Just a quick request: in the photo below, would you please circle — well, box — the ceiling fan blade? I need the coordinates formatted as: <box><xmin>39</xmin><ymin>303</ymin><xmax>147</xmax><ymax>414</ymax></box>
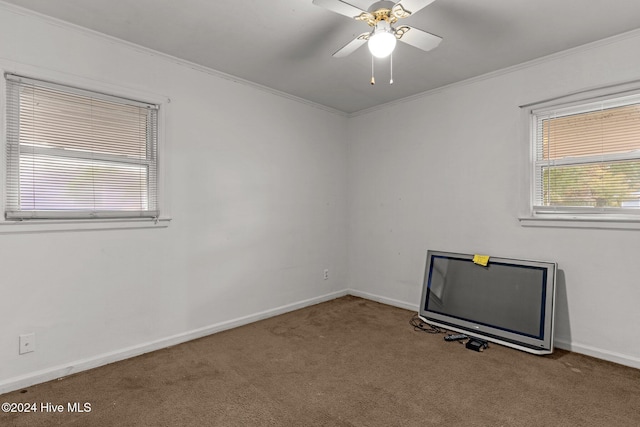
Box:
<box><xmin>395</xmin><ymin>25</ymin><xmax>442</xmax><ymax>52</ymax></box>
<box><xmin>312</xmin><ymin>0</ymin><xmax>367</xmax><ymax>19</ymax></box>
<box><xmin>332</xmin><ymin>32</ymin><xmax>370</xmax><ymax>57</ymax></box>
<box><xmin>393</xmin><ymin>0</ymin><xmax>436</xmax><ymax>17</ymax></box>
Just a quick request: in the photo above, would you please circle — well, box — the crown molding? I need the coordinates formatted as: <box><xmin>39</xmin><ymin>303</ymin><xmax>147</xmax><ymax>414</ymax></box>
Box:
<box><xmin>0</xmin><ymin>1</ymin><xmax>349</xmax><ymax>118</ymax></box>
<box><xmin>2</xmin><ymin>1</ymin><xmax>639</xmax><ymax>119</ymax></box>
<box><xmin>349</xmin><ymin>27</ymin><xmax>640</xmax><ymax>118</ymax></box>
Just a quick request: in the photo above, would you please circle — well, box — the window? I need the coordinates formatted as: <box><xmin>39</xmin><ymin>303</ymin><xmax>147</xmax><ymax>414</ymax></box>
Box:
<box><xmin>530</xmin><ymin>91</ymin><xmax>640</xmax><ymax>222</ymax></box>
<box><xmin>5</xmin><ymin>73</ymin><xmax>159</xmax><ymax>220</ymax></box>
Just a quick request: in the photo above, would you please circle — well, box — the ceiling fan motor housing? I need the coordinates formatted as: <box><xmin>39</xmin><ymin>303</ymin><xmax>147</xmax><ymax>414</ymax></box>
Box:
<box><xmin>368</xmin><ymin>1</ymin><xmax>396</xmax><ymax>13</ymax></box>
<box><xmin>358</xmin><ymin>1</ymin><xmax>412</xmax><ymax>27</ymax></box>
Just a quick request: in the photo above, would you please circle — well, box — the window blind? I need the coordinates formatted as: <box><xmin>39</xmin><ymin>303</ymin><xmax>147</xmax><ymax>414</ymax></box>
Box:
<box><xmin>5</xmin><ymin>74</ymin><xmax>159</xmax><ymax>219</ymax></box>
<box><xmin>533</xmin><ymin>95</ymin><xmax>640</xmax><ymax>213</ymax></box>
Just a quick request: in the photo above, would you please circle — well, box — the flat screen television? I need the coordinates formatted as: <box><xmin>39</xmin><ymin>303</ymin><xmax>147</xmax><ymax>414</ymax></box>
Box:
<box><xmin>419</xmin><ymin>250</ymin><xmax>557</xmax><ymax>355</ymax></box>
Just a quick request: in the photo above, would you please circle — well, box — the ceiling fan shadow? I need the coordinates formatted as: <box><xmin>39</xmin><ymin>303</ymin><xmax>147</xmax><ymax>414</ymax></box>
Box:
<box><xmin>283</xmin><ymin>20</ymin><xmax>348</xmax><ymax>60</ymax></box>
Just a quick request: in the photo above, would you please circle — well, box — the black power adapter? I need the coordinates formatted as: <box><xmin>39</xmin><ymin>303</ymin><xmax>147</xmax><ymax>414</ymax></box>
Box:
<box><xmin>465</xmin><ymin>338</ymin><xmax>489</xmax><ymax>352</ymax></box>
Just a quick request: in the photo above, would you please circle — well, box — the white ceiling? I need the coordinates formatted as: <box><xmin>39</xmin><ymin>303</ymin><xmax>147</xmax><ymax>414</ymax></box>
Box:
<box><xmin>4</xmin><ymin>0</ymin><xmax>640</xmax><ymax>114</ymax></box>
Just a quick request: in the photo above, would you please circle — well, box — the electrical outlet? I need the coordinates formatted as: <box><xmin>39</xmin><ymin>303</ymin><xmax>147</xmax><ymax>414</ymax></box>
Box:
<box><xmin>323</xmin><ymin>269</ymin><xmax>329</xmax><ymax>280</ymax></box>
<box><xmin>19</xmin><ymin>333</ymin><xmax>35</xmax><ymax>355</ymax></box>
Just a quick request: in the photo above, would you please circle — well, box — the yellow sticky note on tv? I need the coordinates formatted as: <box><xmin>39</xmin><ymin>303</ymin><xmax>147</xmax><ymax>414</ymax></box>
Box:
<box><xmin>473</xmin><ymin>254</ymin><xmax>490</xmax><ymax>266</ymax></box>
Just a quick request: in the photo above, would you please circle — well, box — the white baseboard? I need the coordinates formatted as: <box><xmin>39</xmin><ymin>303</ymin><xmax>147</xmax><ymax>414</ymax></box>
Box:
<box><xmin>348</xmin><ymin>289</ymin><xmax>640</xmax><ymax>371</ymax></box>
<box><xmin>0</xmin><ymin>289</ymin><xmax>348</xmax><ymax>395</ymax></box>
<box><xmin>347</xmin><ymin>288</ymin><xmax>419</xmax><ymax>312</ymax></box>
<box><xmin>554</xmin><ymin>339</ymin><xmax>640</xmax><ymax>370</ymax></box>
<box><xmin>3</xmin><ymin>288</ymin><xmax>638</xmax><ymax>394</ymax></box>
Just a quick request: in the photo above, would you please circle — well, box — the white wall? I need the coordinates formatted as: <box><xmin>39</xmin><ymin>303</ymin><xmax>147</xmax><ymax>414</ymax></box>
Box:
<box><xmin>0</xmin><ymin>5</ymin><xmax>348</xmax><ymax>392</ymax></box>
<box><xmin>347</xmin><ymin>31</ymin><xmax>640</xmax><ymax>368</ymax></box>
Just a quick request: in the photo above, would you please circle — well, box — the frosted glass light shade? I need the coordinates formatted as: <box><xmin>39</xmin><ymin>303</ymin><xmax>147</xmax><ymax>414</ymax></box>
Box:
<box><xmin>368</xmin><ymin>21</ymin><xmax>396</xmax><ymax>58</ymax></box>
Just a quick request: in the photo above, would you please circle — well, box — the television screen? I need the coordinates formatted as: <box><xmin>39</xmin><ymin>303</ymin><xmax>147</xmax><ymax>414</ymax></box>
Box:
<box><xmin>419</xmin><ymin>250</ymin><xmax>557</xmax><ymax>354</ymax></box>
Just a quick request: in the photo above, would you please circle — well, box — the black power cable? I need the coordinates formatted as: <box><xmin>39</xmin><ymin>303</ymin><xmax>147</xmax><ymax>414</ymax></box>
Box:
<box><xmin>409</xmin><ymin>314</ymin><xmax>445</xmax><ymax>334</ymax></box>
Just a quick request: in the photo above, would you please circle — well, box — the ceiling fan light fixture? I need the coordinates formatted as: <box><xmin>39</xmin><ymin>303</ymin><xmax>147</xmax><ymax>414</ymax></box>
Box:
<box><xmin>368</xmin><ymin>21</ymin><xmax>396</xmax><ymax>58</ymax></box>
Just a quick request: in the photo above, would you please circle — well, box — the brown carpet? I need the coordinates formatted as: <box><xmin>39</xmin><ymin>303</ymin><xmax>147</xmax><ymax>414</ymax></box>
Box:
<box><xmin>1</xmin><ymin>296</ymin><xmax>639</xmax><ymax>426</ymax></box>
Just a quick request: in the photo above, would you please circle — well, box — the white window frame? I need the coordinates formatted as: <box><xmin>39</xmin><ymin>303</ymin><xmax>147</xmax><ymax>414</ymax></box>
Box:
<box><xmin>0</xmin><ymin>63</ymin><xmax>170</xmax><ymax>234</ymax></box>
<box><xmin>520</xmin><ymin>81</ymin><xmax>640</xmax><ymax>230</ymax></box>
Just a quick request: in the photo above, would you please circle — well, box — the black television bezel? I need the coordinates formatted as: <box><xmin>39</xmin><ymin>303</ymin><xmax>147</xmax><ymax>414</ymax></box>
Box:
<box><xmin>418</xmin><ymin>250</ymin><xmax>557</xmax><ymax>355</ymax></box>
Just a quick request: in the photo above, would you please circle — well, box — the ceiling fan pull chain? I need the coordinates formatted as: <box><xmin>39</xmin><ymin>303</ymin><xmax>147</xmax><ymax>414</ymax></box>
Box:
<box><xmin>390</xmin><ymin>53</ymin><xmax>394</xmax><ymax>84</ymax></box>
<box><xmin>371</xmin><ymin>54</ymin><xmax>375</xmax><ymax>85</ymax></box>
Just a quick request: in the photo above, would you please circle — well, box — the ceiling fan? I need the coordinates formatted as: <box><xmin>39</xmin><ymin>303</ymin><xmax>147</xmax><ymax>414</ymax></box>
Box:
<box><xmin>312</xmin><ymin>0</ymin><xmax>442</xmax><ymax>60</ymax></box>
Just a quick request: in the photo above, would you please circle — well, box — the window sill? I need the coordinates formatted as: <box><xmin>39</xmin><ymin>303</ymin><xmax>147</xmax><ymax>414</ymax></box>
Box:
<box><xmin>519</xmin><ymin>215</ymin><xmax>640</xmax><ymax>230</ymax></box>
<box><xmin>0</xmin><ymin>217</ymin><xmax>171</xmax><ymax>234</ymax></box>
